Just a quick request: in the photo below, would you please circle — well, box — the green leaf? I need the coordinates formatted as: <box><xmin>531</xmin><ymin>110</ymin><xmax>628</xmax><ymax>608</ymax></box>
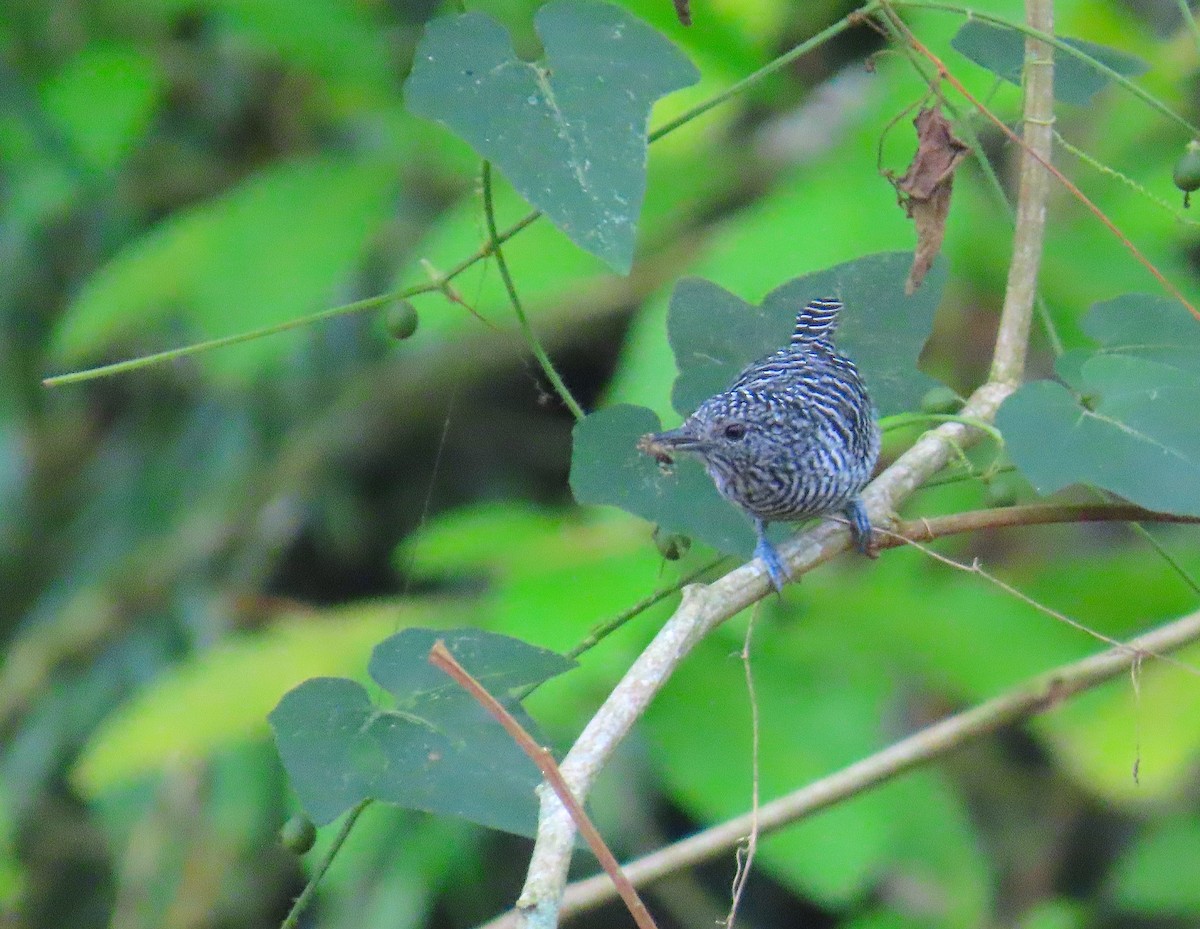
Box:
<box><xmin>269</xmin><ymin>628</ymin><xmax>575</xmax><ymax>834</ymax></box>
<box><xmin>669</xmin><ymin>252</ymin><xmax>945</xmax><ymax>417</ymax></box>
<box><xmin>73</xmin><ymin>602</ymin><xmax>419</xmax><ymax>796</ymax></box>
<box><xmin>569</xmin><ymin>404</ymin><xmax>761</xmax><ymax>556</ymax></box>
<box><xmin>1014</xmin><ymin>899</ymin><xmax>1089</xmax><ymax>929</ymax></box>
<box><xmin>1108</xmin><ymin>815</ymin><xmax>1200</xmax><ymax>915</ymax></box>
<box><xmin>1069</xmin><ymin>291</ymin><xmax>1200</xmax><ymax>375</ymax></box>
<box><xmin>997</xmin><ymin>296</ymin><xmax>1200</xmax><ymax>517</ymax></box>
<box><xmin>216</xmin><ymin>0</ymin><xmax>392</xmax><ymax>89</ymax></box>
<box><xmin>41</xmin><ymin>43</ymin><xmax>165</xmax><ymax>172</ymax></box>
<box><xmin>842</xmin><ymin>913</ymin><xmax>928</xmax><ymax>929</ymax></box>
<box><xmin>643</xmin><ymin>628</ymin><xmax>989</xmax><ymax>918</ymax></box>
<box><xmin>950</xmin><ymin>20</ymin><xmax>1148</xmax><ymax>106</ymax></box>
<box><xmin>404</xmin><ymin>0</ymin><xmax>699</xmax><ymax>272</ymax></box>
<box><xmin>1038</xmin><ymin>639</ymin><xmax>1200</xmax><ymax>802</ymax></box>
<box><xmin>571</xmin><ymin>255</ymin><xmax>946</xmax><ymax>555</ymax></box>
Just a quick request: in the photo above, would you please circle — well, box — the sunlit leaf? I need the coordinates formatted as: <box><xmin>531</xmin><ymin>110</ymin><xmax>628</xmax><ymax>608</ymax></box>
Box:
<box><xmin>50</xmin><ymin>158</ymin><xmax>397</xmax><ymax>381</ymax></box>
<box><xmin>405</xmin><ymin>0</ymin><xmax>699</xmax><ymax>272</ymax></box>
<box><xmin>1038</xmin><ymin>639</ymin><xmax>1200</xmax><ymax>802</ymax></box>
<box><xmin>1014</xmin><ymin>899</ymin><xmax>1089</xmax><ymax>929</ymax></box>
<box><xmin>73</xmin><ymin>603</ymin><xmax>426</xmax><ymax>795</ymax></box>
<box><xmin>1107</xmin><ymin>815</ymin><xmax>1200</xmax><ymax>915</ymax></box>
<box><xmin>41</xmin><ymin>43</ymin><xmax>164</xmax><ymax>172</ymax></box>
<box><xmin>643</xmin><ymin>626</ymin><xmax>989</xmax><ymax>919</ymax></box>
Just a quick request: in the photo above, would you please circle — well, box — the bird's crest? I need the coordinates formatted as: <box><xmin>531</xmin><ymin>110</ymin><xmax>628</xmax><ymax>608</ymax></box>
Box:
<box><xmin>791</xmin><ymin>298</ymin><xmax>842</xmax><ymax>344</ymax></box>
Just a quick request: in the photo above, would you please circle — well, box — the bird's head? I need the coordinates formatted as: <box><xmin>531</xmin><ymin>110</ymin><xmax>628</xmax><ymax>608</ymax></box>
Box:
<box><xmin>638</xmin><ymin>390</ymin><xmax>791</xmax><ymax>479</ymax></box>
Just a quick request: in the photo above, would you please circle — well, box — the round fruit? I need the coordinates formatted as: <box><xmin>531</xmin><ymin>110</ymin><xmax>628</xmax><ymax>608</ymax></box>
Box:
<box><xmin>279</xmin><ymin>814</ymin><xmax>317</xmax><ymax>855</ymax></box>
<box><xmin>1173</xmin><ymin>140</ymin><xmax>1200</xmax><ymax>207</ymax></box>
<box><xmin>385</xmin><ymin>300</ymin><xmax>419</xmax><ymax>340</ymax></box>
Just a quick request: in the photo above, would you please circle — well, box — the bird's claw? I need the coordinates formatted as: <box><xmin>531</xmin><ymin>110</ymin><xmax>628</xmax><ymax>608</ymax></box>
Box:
<box><xmin>845</xmin><ymin>498</ymin><xmax>877</xmax><ymax>558</ymax></box>
<box><xmin>753</xmin><ymin>523</ymin><xmax>788</xmax><ymax>592</ymax></box>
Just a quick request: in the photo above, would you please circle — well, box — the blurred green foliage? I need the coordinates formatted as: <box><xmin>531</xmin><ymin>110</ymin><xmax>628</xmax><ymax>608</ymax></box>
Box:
<box><xmin>1</xmin><ymin>0</ymin><xmax>1199</xmax><ymax>928</ymax></box>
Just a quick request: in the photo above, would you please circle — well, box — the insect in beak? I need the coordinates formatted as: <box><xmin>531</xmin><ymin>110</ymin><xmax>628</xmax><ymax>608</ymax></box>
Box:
<box><xmin>637</xmin><ymin>427</ymin><xmax>713</xmax><ymax>466</ymax></box>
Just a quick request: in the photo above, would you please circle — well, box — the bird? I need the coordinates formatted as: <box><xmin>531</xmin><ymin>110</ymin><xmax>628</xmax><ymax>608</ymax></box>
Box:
<box><xmin>638</xmin><ymin>297</ymin><xmax>880</xmax><ymax>591</ymax></box>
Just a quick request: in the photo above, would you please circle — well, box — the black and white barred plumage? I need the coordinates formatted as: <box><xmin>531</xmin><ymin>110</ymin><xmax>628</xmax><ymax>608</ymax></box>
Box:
<box><xmin>643</xmin><ymin>297</ymin><xmax>880</xmax><ymax>591</ymax></box>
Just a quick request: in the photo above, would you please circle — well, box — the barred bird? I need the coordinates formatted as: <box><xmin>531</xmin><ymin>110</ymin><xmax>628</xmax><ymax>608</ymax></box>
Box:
<box><xmin>640</xmin><ymin>297</ymin><xmax>880</xmax><ymax>591</ymax></box>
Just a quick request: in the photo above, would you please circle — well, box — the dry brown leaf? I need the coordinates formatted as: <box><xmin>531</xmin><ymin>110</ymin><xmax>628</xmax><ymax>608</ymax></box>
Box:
<box><xmin>892</xmin><ymin>107</ymin><xmax>970</xmax><ymax>294</ymax></box>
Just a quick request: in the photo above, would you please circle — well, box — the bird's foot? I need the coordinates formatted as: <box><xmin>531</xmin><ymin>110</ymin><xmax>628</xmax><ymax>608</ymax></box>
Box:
<box><xmin>753</xmin><ymin>522</ymin><xmax>788</xmax><ymax>592</ymax></box>
<box><xmin>844</xmin><ymin>498</ymin><xmax>877</xmax><ymax>558</ymax></box>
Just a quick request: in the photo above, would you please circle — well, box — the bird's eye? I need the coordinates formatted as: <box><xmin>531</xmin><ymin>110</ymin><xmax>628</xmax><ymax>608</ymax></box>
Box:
<box><xmin>723</xmin><ymin>423</ymin><xmax>747</xmax><ymax>440</ymax></box>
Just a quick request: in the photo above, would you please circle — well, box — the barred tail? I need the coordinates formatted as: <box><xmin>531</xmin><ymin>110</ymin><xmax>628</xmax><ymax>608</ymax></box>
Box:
<box><xmin>791</xmin><ymin>297</ymin><xmax>842</xmax><ymax>344</ymax></box>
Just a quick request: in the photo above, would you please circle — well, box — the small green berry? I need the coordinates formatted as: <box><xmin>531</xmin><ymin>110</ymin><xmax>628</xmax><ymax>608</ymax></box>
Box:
<box><xmin>653</xmin><ymin>526</ymin><xmax>691</xmax><ymax>561</ymax></box>
<box><xmin>279</xmin><ymin>814</ymin><xmax>317</xmax><ymax>855</ymax></box>
<box><xmin>385</xmin><ymin>300</ymin><xmax>419</xmax><ymax>340</ymax></box>
<box><xmin>1173</xmin><ymin>140</ymin><xmax>1200</xmax><ymax>207</ymax></box>
<box><xmin>920</xmin><ymin>385</ymin><xmax>962</xmax><ymax>415</ymax></box>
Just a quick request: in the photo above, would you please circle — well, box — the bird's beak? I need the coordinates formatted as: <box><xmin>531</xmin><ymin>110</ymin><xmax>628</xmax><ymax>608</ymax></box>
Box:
<box><xmin>638</xmin><ymin>427</ymin><xmax>712</xmax><ymax>462</ymax></box>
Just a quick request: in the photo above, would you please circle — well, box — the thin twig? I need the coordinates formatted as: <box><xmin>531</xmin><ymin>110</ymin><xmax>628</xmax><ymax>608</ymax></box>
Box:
<box><xmin>894</xmin><ymin>1</ymin><xmax>1200</xmax><ymax>139</ymax></box>
<box><xmin>515</xmin><ymin>554</ymin><xmax>729</xmax><ymax>702</ymax></box>
<box><xmin>872</xmin><ymin>524</ymin><xmax>1200</xmax><ymax>678</ymax></box>
<box><xmin>879</xmin><ymin>502</ymin><xmax>1200</xmax><ymax>545</ymax></box>
<box><xmin>428</xmin><ymin>642</ymin><xmax>659</xmax><ymax>929</ymax></box>
<box><xmin>648</xmin><ymin>4</ymin><xmax>879</xmax><ymax>141</ymax></box>
<box><xmin>884</xmin><ymin>7</ymin><xmax>1200</xmax><ymax>325</ymax></box>
<box><xmin>515</xmin><ymin>607</ymin><xmax>1200</xmax><ymax>922</ymax></box>
<box><xmin>278</xmin><ymin>800</ymin><xmax>370</xmax><ymax>929</ymax></box>
<box><xmin>724</xmin><ymin>604</ymin><xmax>762</xmax><ymax>929</ymax></box>
<box><xmin>481</xmin><ymin>162</ymin><xmax>585</xmax><ymax>421</ymax></box>
<box><xmin>566</xmin><ymin>555</ymin><xmax>730</xmax><ymax>661</ymax></box>
<box><xmin>1053</xmin><ymin>130</ymin><xmax>1200</xmax><ymax>227</ymax></box>
<box><xmin>511</xmin><ymin>28</ymin><xmax>1060</xmax><ymax>912</ymax></box>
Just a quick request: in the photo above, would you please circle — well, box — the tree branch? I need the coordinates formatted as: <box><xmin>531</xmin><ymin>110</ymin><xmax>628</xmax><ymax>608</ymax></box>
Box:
<box><xmin>990</xmin><ymin>0</ymin><xmax>1054</xmax><ymax>384</ymax></box>
<box><xmin>510</xmin><ymin>10</ymin><xmax>1058</xmax><ymax>927</ymax></box>
<box><xmin>530</xmin><ymin>606</ymin><xmax>1200</xmax><ymax>922</ymax></box>
<box><xmin>878</xmin><ymin>502</ymin><xmax>1200</xmax><ymax>546</ymax></box>
<box><xmin>428</xmin><ymin>642</ymin><xmax>659</xmax><ymax>929</ymax></box>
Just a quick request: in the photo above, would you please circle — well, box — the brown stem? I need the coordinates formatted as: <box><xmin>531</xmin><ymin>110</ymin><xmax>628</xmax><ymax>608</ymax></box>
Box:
<box><xmin>512</xmin><ymin>3</ymin><xmax>1063</xmax><ymax>923</ymax></box>
<box><xmin>489</xmin><ymin>607</ymin><xmax>1200</xmax><ymax>924</ymax></box>
<box><xmin>427</xmin><ymin>642</ymin><xmax>659</xmax><ymax>929</ymax></box>
<box><xmin>886</xmin><ymin>9</ymin><xmax>1200</xmax><ymax>325</ymax></box>
<box><xmin>879</xmin><ymin>502</ymin><xmax>1200</xmax><ymax>547</ymax></box>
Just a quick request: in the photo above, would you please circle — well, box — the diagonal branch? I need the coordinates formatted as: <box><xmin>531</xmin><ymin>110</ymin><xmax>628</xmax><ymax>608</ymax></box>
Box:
<box><xmin>510</xmin><ymin>8</ymin><xmax>1058</xmax><ymax>926</ymax></box>
<box><xmin>518</xmin><ymin>606</ymin><xmax>1200</xmax><ymax>923</ymax></box>
<box><xmin>428</xmin><ymin>642</ymin><xmax>659</xmax><ymax>929</ymax></box>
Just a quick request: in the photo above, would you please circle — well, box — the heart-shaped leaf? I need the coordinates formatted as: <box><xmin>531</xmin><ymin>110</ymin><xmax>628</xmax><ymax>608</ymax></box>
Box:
<box><xmin>951</xmin><ymin>20</ymin><xmax>1147</xmax><ymax>106</ymax></box>
<box><xmin>269</xmin><ymin>628</ymin><xmax>575</xmax><ymax>834</ymax></box>
<box><xmin>670</xmin><ymin>252</ymin><xmax>946</xmax><ymax>417</ymax></box>
<box><xmin>404</xmin><ymin>0</ymin><xmax>699</xmax><ymax>272</ymax></box>
<box><xmin>572</xmin><ymin>254</ymin><xmax>948</xmax><ymax>553</ymax></box>
<box><xmin>997</xmin><ymin>295</ymin><xmax>1200</xmax><ymax>517</ymax></box>
<box><xmin>569</xmin><ymin>404</ymin><xmax>764</xmax><ymax>557</ymax></box>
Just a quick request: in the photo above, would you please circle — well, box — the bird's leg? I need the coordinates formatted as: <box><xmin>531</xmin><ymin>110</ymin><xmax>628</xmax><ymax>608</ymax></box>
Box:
<box><xmin>844</xmin><ymin>497</ymin><xmax>875</xmax><ymax>556</ymax></box>
<box><xmin>753</xmin><ymin>518</ymin><xmax>787</xmax><ymax>592</ymax></box>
